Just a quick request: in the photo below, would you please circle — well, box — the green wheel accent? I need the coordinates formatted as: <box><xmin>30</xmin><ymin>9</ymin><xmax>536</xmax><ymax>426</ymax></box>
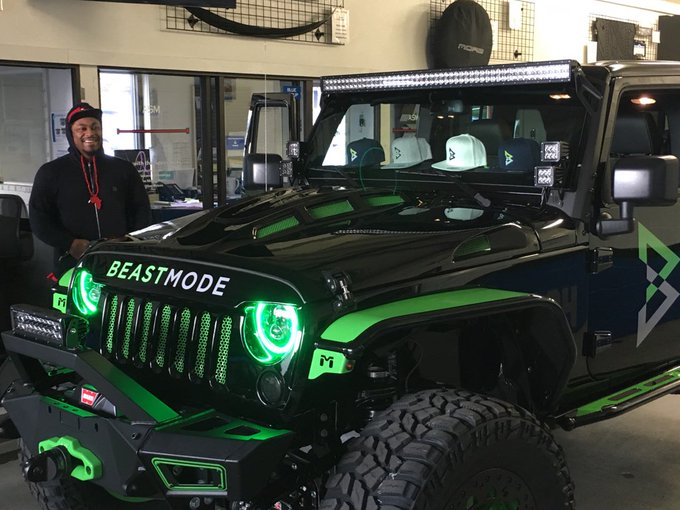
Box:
<box><xmin>576</xmin><ymin>365</ymin><xmax>680</xmax><ymax>417</ymax></box>
<box><xmin>308</xmin><ymin>200</ymin><xmax>354</xmax><ymax>219</ymax></box>
<box><xmin>38</xmin><ymin>436</ymin><xmax>102</xmax><ymax>481</ymax></box>
<box><xmin>256</xmin><ymin>216</ymin><xmax>300</xmax><ymax>238</ymax></box>
<box><xmin>321</xmin><ymin>288</ymin><xmax>526</xmax><ymax>343</ymax></box>
<box><xmin>308</xmin><ymin>348</ymin><xmax>354</xmax><ymax>380</ymax></box>
<box><xmin>151</xmin><ymin>458</ymin><xmax>227</xmax><ymax>491</ymax></box>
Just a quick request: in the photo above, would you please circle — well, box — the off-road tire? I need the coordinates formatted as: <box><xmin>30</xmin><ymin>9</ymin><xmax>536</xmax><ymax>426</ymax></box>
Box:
<box><xmin>19</xmin><ymin>439</ymin><xmax>169</xmax><ymax>510</ymax></box>
<box><xmin>320</xmin><ymin>388</ymin><xmax>575</xmax><ymax>509</ymax></box>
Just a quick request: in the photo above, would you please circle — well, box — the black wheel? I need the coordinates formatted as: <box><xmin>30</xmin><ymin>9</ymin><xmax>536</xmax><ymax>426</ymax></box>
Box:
<box><xmin>19</xmin><ymin>439</ymin><xmax>169</xmax><ymax>510</ymax></box>
<box><xmin>320</xmin><ymin>389</ymin><xmax>574</xmax><ymax>510</ymax></box>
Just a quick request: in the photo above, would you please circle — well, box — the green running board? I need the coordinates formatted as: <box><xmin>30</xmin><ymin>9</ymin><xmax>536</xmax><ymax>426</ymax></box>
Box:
<box><xmin>559</xmin><ymin>365</ymin><xmax>680</xmax><ymax>429</ymax></box>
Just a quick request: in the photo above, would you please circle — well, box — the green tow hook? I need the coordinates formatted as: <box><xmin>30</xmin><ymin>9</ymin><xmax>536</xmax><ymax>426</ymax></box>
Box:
<box><xmin>38</xmin><ymin>436</ymin><xmax>102</xmax><ymax>481</ymax></box>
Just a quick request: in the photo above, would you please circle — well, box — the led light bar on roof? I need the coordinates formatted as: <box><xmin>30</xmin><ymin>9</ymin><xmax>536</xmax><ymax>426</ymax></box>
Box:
<box><xmin>321</xmin><ymin>60</ymin><xmax>574</xmax><ymax>94</ymax></box>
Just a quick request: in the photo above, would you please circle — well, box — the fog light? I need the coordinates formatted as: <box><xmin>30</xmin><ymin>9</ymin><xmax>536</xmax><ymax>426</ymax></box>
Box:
<box><xmin>257</xmin><ymin>371</ymin><xmax>284</xmax><ymax>406</ymax></box>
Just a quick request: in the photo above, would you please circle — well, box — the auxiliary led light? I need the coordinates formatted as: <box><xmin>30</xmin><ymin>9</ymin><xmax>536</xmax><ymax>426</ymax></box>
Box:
<box><xmin>10</xmin><ymin>304</ymin><xmax>88</xmax><ymax>349</ymax></box>
<box><xmin>321</xmin><ymin>60</ymin><xmax>573</xmax><ymax>93</ymax></box>
<box><xmin>72</xmin><ymin>269</ymin><xmax>102</xmax><ymax>317</ymax></box>
<box><xmin>243</xmin><ymin>302</ymin><xmax>301</xmax><ymax>365</ymax></box>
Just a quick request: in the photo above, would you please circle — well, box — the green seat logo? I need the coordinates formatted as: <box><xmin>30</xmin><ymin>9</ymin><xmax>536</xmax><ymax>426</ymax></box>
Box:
<box><xmin>637</xmin><ymin>223</ymin><xmax>680</xmax><ymax>346</ymax></box>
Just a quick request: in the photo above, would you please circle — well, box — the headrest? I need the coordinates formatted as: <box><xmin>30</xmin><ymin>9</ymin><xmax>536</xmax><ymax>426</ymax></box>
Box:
<box><xmin>469</xmin><ymin>119</ymin><xmax>506</xmax><ymax>153</ymax></box>
<box><xmin>346</xmin><ymin>138</ymin><xmax>385</xmax><ymax>167</ymax></box>
<box><xmin>432</xmin><ymin>134</ymin><xmax>487</xmax><ymax>171</ymax></box>
<box><xmin>498</xmin><ymin>138</ymin><xmax>540</xmax><ymax>171</ymax></box>
<box><xmin>611</xmin><ymin>113</ymin><xmax>656</xmax><ymax>155</ymax></box>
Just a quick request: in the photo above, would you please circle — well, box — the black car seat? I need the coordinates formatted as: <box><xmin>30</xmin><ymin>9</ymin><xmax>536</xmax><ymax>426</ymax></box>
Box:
<box><xmin>611</xmin><ymin>113</ymin><xmax>661</xmax><ymax>155</ymax></box>
<box><xmin>469</xmin><ymin>119</ymin><xmax>510</xmax><ymax>166</ymax></box>
<box><xmin>0</xmin><ymin>194</ymin><xmax>33</xmax><ymax>261</ymax></box>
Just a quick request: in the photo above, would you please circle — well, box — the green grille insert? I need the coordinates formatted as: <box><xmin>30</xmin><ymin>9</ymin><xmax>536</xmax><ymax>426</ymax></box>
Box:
<box><xmin>139</xmin><ymin>302</ymin><xmax>153</xmax><ymax>363</ymax></box>
<box><xmin>195</xmin><ymin>312</ymin><xmax>211</xmax><ymax>379</ymax></box>
<box><xmin>215</xmin><ymin>317</ymin><xmax>232</xmax><ymax>385</ymax></box>
<box><xmin>156</xmin><ymin>305</ymin><xmax>172</xmax><ymax>368</ymax></box>
<box><xmin>366</xmin><ymin>195</ymin><xmax>404</xmax><ymax>207</ymax></box>
<box><xmin>308</xmin><ymin>200</ymin><xmax>354</xmax><ymax>219</ymax></box>
<box><xmin>256</xmin><ymin>216</ymin><xmax>300</xmax><ymax>238</ymax></box>
<box><xmin>122</xmin><ymin>298</ymin><xmax>135</xmax><ymax>359</ymax></box>
<box><xmin>105</xmin><ymin>295</ymin><xmax>119</xmax><ymax>354</ymax></box>
<box><xmin>174</xmin><ymin>308</ymin><xmax>191</xmax><ymax>373</ymax></box>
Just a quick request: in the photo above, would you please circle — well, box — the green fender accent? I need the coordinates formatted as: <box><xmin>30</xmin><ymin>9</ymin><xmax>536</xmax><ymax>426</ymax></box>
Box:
<box><xmin>309</xmin><ymin>348</ymin><xmax>354</xmax><ymax>379</ymax></box>
<box><xmin>321</xmin><ymin>288</ymin><xmax>526</xmax><ymax>344</ymax></box>
<box><xmin>38</xmin><ymin>436</ymin><xmax>102</xmax><ymax>481</ymax></box>
<box><xmin>52</xmin><ymin>293</ymin><xmax>68</xmax><ymax>313</ymax></box>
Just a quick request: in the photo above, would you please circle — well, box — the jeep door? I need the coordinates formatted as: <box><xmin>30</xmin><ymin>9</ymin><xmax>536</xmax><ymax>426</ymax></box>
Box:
<box><xmin>589</xmin><ymin>84</ymin><xmax>680</xmax><ymax>379</ymax></box>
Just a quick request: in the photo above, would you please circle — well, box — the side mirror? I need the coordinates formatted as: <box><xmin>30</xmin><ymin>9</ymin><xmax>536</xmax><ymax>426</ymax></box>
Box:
<box><xmin>598</xmin><ymin>155</ymin><xmax>679</xmax><ymax>236</ymax></box>
<box><xmin>242</xmin><ymin>153</ymin><xmax>284</xmax><ymax>191</ymax></box>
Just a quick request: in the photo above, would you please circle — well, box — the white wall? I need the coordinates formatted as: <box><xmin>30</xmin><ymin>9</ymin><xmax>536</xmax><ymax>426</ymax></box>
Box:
<box><xmin>4</xmin><ymin>0</ymin><xmax>680</xmax><ymax>100</ymax></box>
<box><xmin>533</xmin><ymin>0</ymin><xmax>680</xmax><ymax>62</ymax></box>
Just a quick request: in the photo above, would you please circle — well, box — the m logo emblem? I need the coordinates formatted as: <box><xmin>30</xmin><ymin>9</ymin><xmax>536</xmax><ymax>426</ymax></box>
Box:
<box><xmin>319</xmin><ymin>354</ymin><xmax>335</xmax><ymax>368</ymax></box>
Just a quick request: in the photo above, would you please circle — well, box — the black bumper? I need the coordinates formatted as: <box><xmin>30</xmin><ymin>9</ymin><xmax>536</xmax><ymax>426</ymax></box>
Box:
<box><xmin>1</xmin><ymin>330</ymin><xmax>293</xmax><ymax>501</ymax></box>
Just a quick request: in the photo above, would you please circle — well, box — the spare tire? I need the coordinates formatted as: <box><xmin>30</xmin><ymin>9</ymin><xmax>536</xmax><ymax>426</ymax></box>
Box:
<box><xmin>428</xmin><ymin>0</ymin><xmax>493</xmax><ymax>68</ymax></box>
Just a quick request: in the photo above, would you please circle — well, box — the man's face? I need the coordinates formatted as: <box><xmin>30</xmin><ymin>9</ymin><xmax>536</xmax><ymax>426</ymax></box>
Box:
<box><xmin>71</xmin><ymin>117</ymin><xmax>102</xmax><ymax>158</ymax></box>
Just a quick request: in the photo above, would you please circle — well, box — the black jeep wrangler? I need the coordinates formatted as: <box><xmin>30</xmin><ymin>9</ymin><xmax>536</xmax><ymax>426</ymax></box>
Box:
<box><xmin>4</xmin><ymin>59</ymin><xmax>680</xmax><ymax>510</ymax></box>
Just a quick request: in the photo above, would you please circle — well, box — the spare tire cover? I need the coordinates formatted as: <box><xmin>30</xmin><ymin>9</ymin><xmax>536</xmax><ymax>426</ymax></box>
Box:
<box><xmin>429</xmin><ymin>0</ymin><xmax>493</xmax><ymax>68</ymax></box>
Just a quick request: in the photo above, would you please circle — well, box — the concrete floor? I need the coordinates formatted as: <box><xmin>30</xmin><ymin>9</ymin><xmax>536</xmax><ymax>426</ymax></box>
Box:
<box><xmin>1</xmin><ymin>395</ymin><xmax>680</xmax><ymax>509</ymax></box>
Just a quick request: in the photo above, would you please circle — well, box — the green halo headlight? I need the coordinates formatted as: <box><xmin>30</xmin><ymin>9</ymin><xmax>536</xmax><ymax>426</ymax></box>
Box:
<box><xmin>72</xmin><ymin>269</ymin><xmax>102</xmax><ymax>317</ymax></box>
<box><xmin>243</xmin><ymin>302</ymin><xmax>301</xmax><ymax>365</ymax></box>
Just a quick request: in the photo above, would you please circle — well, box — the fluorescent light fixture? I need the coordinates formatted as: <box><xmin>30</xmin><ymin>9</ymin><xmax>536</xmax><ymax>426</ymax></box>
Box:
<box><xmin>321</xmin><ymin>60</ymin><xmax>574</xmax><ymax>93</ymax></box>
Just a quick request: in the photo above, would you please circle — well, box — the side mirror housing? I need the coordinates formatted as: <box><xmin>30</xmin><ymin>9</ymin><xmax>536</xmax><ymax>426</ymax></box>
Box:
<box><xmin>598</xmin><ymin>155</ymin><xmax>679</xmax><ymax>236</ymax></box>
<box><xmin>242</xmin><ymin>153</ymin><xmax>284</xmax><ymax>191</ymax></box>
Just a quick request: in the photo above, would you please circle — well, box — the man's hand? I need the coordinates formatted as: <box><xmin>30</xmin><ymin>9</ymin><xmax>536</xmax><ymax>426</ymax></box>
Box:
<box><xmin>69</xmin><ymin>238</ymin><xmax>90</xmax><ymax>259</ymax></box>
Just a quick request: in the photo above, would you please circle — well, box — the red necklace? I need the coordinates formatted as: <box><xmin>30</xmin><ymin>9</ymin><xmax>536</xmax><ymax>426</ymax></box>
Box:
<box><xmin>80</xmin><ymin>155</ymin><xmax>102</xmax><ymax>209</ymax></box>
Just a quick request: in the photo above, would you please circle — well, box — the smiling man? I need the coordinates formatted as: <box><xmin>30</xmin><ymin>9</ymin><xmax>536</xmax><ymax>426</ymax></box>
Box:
<box><xmin>29</xmin><ymin>103</ymin><xmax>151</xmax><ymax>275</ymax></box>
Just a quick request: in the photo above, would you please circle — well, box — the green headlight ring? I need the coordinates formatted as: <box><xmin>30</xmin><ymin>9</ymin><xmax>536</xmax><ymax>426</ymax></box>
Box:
<box><xmin>243</xmin><ymin>302</ymin><xmax>301</xmax><ymax>365</ymax></box>
<box><xmin>72</xmin><ymin>269</ymin><xmax>102</xmax><ymax>316</ymax></box>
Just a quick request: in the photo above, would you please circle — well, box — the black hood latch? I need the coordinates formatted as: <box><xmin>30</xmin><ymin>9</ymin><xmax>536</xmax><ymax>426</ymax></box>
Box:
<box><xmin>322</xmin><ymin>270</ymin><xmax>354</xmax><ymax>312</ymax></box>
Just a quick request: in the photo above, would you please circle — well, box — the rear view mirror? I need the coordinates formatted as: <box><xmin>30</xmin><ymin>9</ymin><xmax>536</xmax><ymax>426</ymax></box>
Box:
<box><xmin>242</xmin><ymin>153</ymin><xmax>284</xmax><ymax>191</ymax></box>
<box><xmin>598</xmin><ymin>155</ymin><xmax>679</xmax><ymax>236</ymax></box>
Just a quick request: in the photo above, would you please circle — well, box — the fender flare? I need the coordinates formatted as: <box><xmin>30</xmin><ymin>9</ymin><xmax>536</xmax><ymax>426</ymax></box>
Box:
<box><xmin>319</xmin><ymin>287</ymin><xmax>576</xmax><ymax>413</ymax></box>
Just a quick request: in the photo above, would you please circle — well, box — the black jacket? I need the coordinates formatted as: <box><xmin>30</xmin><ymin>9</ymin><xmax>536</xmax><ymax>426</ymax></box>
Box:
<box><xmin>29</xmin><ymin>147</ymin><xmax>151</xmax><ymax>270</ymax></box>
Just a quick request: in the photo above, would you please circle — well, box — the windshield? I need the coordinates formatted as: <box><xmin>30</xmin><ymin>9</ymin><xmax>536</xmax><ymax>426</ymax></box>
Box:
<box><xmin>307</xmin><ymin>86</ymin><xmax>589</xmax><ymax>193</ymax></box>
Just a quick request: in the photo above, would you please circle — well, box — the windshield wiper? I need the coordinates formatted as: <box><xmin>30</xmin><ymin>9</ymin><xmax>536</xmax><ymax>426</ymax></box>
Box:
<box><xmin>426</xmin><ymin>168</ymin><xmax>491</xmax><ymax>208</ymax></box>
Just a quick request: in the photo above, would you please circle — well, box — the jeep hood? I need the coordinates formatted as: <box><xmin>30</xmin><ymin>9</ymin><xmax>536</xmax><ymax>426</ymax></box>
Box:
<box><xmin>84</xmin><ymin>188</ymin><xmax>556</xmax><ymax>304</ymax></box>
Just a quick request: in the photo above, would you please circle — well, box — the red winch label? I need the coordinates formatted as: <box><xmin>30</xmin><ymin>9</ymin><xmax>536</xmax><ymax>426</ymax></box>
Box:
<box><xmin>80</xmin><ymin>388</ymin><xmax>99</xmax><ymax>407</ymax></box>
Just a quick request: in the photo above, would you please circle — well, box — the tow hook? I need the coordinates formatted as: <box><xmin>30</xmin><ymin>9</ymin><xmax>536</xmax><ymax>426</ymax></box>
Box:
<box><xmin>22</xmin><ymin>445</ymin><xmax>73</xmax><ymax>482</ymax></box>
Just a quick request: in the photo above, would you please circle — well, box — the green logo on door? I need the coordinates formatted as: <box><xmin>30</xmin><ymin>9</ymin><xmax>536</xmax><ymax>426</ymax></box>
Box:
<box><xmin>637</xmin><ymin>223</ymin><xmax>680</xmax><ymax>346</ymax></box>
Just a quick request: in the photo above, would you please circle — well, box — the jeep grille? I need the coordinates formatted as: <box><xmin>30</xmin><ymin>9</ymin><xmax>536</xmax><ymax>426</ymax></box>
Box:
<box><xmin>100</xmin><ymin>293</ymin><xmax>233</xmax><ymax>386</ymax></box>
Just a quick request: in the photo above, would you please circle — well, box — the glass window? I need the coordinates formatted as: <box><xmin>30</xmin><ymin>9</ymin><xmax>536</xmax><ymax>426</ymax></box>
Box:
<box><xmin>0</xmin><ymin>65</ymin><xmax>73</xmax><ymax>184</ymax></box>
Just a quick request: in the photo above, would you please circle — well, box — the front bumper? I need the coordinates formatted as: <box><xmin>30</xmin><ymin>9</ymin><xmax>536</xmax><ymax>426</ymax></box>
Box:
<box><xmin>1</xmin><ymin>326</ymin><xmax>293</xmax><ymax>501</ymax></box>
